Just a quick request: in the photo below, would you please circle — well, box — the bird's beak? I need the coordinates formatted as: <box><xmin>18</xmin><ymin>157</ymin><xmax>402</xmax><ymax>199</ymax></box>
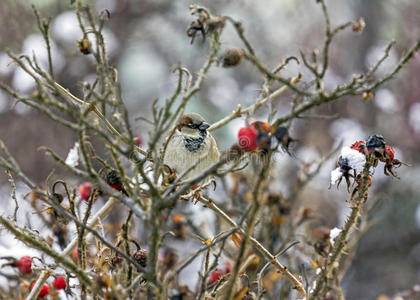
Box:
<box><xmin>199</xmin><ymin>122</ymin><xmax>210</xmax><ymax>131</ymax></box>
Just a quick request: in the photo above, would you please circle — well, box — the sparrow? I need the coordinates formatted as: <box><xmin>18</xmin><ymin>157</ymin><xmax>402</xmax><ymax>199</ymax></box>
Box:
<box><xmin>164</xmin><ymin>113</ymin><xmax>220</xmax><ymax>181</ymax></box>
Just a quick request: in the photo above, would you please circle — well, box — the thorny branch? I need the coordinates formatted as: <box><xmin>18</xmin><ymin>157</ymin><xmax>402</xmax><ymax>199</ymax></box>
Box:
<box><xmin>309</xmin><ymin>156</ymin><xmax>374</xmax><ymax>299</ymax></box>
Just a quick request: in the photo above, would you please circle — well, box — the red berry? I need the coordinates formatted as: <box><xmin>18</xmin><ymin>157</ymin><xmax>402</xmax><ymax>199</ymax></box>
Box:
<box><xmin>238</xmin><ymin>126</ymin><xmax>258</xmax><ymax>151</ymax></box>
<box><xmin>17</xmin><ymin>256</ymin><xmax>32</xmax><ymax>274</ymax></box>
<box><xmin>133</xmin><ymin>134</ymin><xmax>142</xmax><ymax>147</ymax></box>
<box><xmin>31</xmin><ymin>282</ymin><xmax>50</xmax><ymax>298</ymax></box>
<box><xmin>72</xmin><ymin>247</ymin><xmax>78</xmax><ymax>262</ymax></box>
<box><xmin>350</xmin><ymin>140</ymin><xmax>366</xmax><ymax>153</ymax></box>
<box><xmin>383</xmin><ymin>145</ymin><xmax>395</xmax><ymax>161</ymax></box>
<box><xmin>53</xmin><ymin>276</ymin><xmax>67</xmax><ymax>290</ymax></box>
<box><xmin>79</xmin><ymin>182</ymin><xmax>93</xmax><ymax>202</ymax></box>
<box><xmin>208</xmin><ymin>269</ymin><xmax>223</xmax><ymax>283</ymax></box>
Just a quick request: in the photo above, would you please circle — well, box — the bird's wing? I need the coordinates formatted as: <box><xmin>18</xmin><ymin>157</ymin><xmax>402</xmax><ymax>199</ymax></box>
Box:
<box><xmin>163</xmin><ymin>134</ymin><xmax>185</xmax><ymax>174</ymax></box>
<box><xmin>208</xmin><ymin>135</ymin><xmax>220</xmax><ymax>163</ymax></box>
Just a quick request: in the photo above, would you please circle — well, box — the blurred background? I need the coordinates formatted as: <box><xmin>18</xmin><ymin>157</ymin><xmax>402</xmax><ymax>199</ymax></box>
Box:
<box><xmin>0</xmin><ymin>0</ymin><xmax>419</xmax><ymax>299</ymax></box>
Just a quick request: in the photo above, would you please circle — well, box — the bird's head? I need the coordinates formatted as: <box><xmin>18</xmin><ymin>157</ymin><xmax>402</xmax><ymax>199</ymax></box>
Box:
<box><xmin>177</xmin><ymin>113</ymin><xmax>210</xmax><ymax>137</ymax></box>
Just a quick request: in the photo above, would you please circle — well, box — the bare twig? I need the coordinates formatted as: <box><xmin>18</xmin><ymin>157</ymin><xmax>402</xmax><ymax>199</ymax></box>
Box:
<box><xmin>209</xmin><ymin>72</ymin><xmax>302</xmax><ymax>132</ymax></box>
<box><xmin>198</xmin><ymin>196</ymin><xmax>307</xmax><ymax>298</ymax></box>
<box><xmin>257</xmin><ymin>241</ymin><xmax>300</xmax><ymax>299</ymax></box>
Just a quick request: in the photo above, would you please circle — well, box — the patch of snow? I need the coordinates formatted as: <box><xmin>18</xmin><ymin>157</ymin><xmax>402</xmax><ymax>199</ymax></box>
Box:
<box><xmin>65</xmin><ymin>142</ymin><xmax>80</xmax><ymax>167</ymax></box>
<box><xmin>329</xmin><ymin>227</ymin><xmax>342</xmax><ymax>245</ymax></box>
<box><xmin>340</xmin><ymin>146</ymin><xmax>366</xmax><ymax>173</ymax></box>
<box><xmin>330</xmin><ymin>168</ymin><xmax>343</xmax><ymax>186</ymax></box>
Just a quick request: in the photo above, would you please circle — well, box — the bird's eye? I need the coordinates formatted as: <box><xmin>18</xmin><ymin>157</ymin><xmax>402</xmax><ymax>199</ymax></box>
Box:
<box><xmin>187</xmin><ymin>124</ymin><xmax>199</xmax><ymax>129</ymax></box>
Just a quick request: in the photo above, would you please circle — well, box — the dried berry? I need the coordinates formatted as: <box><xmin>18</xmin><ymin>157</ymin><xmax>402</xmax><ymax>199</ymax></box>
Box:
<box><xmin>334</xmin><ymin>154</ymin><xmax>358</xmax><ymax>191</ymax></box>
<box><xmin>338</xmin><ymin>157</ymin><xmax>352</xmax><ymax>172</ymax></box>
<box><xmin>186</xmin><ymin>6</ymin><xmax>225</xmax><ymax>44</ymax></box>
<box><xmin>17</xmin><ymin>256</ymin><xmax>32</xmax><ymax>274</ymax></box>
<box><xmin>366</xmin><ymin>134</ymin><xmax>385</xmax><ymax>151</ymax></box>
<box><xmin>251</xmin><ymin>121</ymin><xmax>270</xmax><ymax>133</ymax></box>
<box><xmin>381</xmin><ymin>145</ymin><xmax>408</xmax><ymax>177</ymax></box>
<box><xmin>313</xmin><ymin>240</ymin><xmax>330</xmax><ymax>257</ymax></box>
<box><xmin>77</xmin><ymin>36</ymin><xmax>92</xmax><ymax>55</ymax></box>
<box><xmin>333</xmin><ymin>138</ymin><xmax>409</xmax><ymax>194</ymax></box>
<box><xmin>362</xmin><ymin>91</ymin><xmax>374</xmax><ymax>101</ymax></box>
<box><xmin>52</xmin><ymin>276</ymin><xmax>66</xmax><ymax>290</ymax></box>
<box><xmin>187</xmin><ymin>19</ymin><xmax>206</xmax><ymax>44</ymax></box>
<box><xmin>222</xmin><ymin>48</ymin><xmax>244</xmax><ymax>67</ymax></box>
<box><xmin>106</xmin><ymin>170</ymin><xmax>128</xmax><ymax>196</ymax></box>
<box><xmin>252</xmin><ymin>121</ymin><xmax>271</xmax><ymax>153</ymax></box>
<box><xmin>273</xmin><ymin>126</ymin><xmax>294</xmax><ymax>155</ymax></box>
<box><xmin>132</xmin><ymin>249</ymin><xmax>148</xmax><ymax>268</ymax></box>
<box><xmin>352</xmin><ymin>17</ymin><xmax>366</xmax><ymax>33</ymax></box>
<box><xmin>51</xmin><ymin>193</ymin><xmax>63</xmax><ymax>203</ymax></box>
<box><xmin>383</xmin><ymin>145</ymin><xmax>395</xmax><ymax>162</ymax></box>
<box><xmin>366</xmin><ymin>134</ymin><xmax>386</xmax><ymax>158</ymax></box>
